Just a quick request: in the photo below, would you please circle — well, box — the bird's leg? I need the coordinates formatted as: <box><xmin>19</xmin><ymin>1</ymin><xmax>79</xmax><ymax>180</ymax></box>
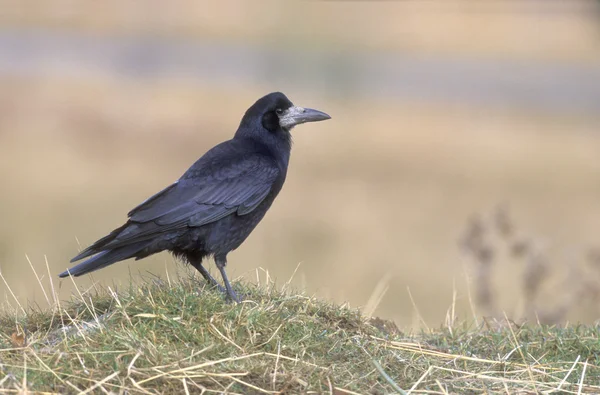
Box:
<box><xmin>215</xmin><ymin>255</ymin><xmax>240</xmax><ymax>303</ymax></box>
<box><xmin>189</xmin><ymin>257</ymin><xmax>225</xmax><ymax>293</ymax></box>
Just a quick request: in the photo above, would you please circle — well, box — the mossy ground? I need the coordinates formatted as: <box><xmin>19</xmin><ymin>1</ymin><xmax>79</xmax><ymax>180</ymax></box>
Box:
<box><xmin>0</xmin><ymin>275</ymin><xmax>599</xmax><ymax>394</ymax></box>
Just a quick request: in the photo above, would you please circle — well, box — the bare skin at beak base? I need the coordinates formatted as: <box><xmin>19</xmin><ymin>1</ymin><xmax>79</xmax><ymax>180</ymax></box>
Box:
<box><xmin>278</xmin><ymin>106</ymin><xmax>331</xmax><ymax>129</ymax></box>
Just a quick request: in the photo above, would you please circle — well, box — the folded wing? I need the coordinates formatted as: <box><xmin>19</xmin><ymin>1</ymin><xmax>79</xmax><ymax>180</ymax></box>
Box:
<box><xmin>71</xmin><ymin>154</ymin><xmax>279</xmax><ymax>262</ymax></box>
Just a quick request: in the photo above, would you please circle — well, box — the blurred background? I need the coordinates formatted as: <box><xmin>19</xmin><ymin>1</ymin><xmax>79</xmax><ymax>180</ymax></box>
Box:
<box><xmin>0</xmin><ymin>0</ymin><xmax>599</xmax><ymax>328</ymax></box>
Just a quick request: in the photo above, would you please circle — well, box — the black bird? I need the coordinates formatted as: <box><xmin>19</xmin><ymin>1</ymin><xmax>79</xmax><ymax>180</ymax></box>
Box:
<box><xmin>59</xmin><ymin>92</ymin><xmax>330</xmax><ymax>302</ymax></box>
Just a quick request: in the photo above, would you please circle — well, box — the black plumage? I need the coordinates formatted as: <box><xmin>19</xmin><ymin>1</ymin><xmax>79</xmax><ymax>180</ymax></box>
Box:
<box><xmin>59</xmin><ymin>92</ymin><xmax>330</xmax><ymax>301</ymax></box>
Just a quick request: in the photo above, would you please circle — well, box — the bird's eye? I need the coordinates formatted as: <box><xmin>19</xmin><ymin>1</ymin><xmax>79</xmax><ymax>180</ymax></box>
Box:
<box><xmin>275</xmin><ymin>108</ymin><xmax>283</xmax><ymax>115</ymax></box>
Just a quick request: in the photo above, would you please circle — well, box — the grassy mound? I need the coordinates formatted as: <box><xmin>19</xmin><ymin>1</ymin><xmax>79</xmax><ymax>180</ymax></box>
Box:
<box><xmin>0</xmin><ymin>277</ymin><xmax>599</xmax><ymax>393</ymax></box>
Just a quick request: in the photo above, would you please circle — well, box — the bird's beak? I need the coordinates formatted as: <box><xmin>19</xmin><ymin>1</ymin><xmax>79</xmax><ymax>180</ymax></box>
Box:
<box><xmin>279</xmin><ymin>106</ymin><xmax>331</xmax><ymax>129</ymax></box>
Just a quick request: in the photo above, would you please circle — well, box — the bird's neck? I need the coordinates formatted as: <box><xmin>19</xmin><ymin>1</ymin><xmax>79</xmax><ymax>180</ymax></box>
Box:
<box><xmin>273</xmin><ymin>132</ymin><xmax>292</xmax><ymax>164</ymax></box>
<box><xmin>263</xmin><ymin>138</ymin><xmax>291</xmax><ymax>172</ymax></box>
<box><xmin>235</xmin><ymin>132</ymin><xmax>292</xmax><ymax>169</ymax></box>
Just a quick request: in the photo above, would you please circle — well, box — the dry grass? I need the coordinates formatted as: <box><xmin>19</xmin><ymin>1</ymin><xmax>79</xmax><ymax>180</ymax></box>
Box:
<box><xmin>0</xmin><ymin>264</ymin><xmax>600</xmax><ymax>394</ymax></box>
<box><xmin>0</xmin><ymin>266</ymin><xmax>599</xmax><ymax>393</ymax></box>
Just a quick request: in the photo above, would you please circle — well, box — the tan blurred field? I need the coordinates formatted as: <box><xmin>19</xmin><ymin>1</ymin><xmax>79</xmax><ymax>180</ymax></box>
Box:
<box><xmin>0</xmin><ymin>1</ymin><xmax>599</xmax><ymax>328</ymax></box>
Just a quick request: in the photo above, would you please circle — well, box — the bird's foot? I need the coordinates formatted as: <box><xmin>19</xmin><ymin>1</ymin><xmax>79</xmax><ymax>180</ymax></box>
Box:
<box><xmin>226</xmin><ymin>289</ymin><xmax>242</xmax><ymax>304</ymax></box>
<box><xmin>203</xmin><ymin>279</ymin><xmax>240</xmax><ymax>303</ymax></box>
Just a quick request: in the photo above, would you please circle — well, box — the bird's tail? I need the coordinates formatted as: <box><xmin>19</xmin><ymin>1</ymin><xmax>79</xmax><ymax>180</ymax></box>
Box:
<box><xmin>58</xmin><ymin>242</ymin><xmax>148</xmax><ymax>278</ymax></box>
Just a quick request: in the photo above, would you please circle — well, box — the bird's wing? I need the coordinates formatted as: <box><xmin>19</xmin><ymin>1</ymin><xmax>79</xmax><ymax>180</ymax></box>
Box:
<box><xmin>71</xmin><ymin>152</ymin><xmax>280</xmax><ymax>262</ymax></box>
<box><xmin>127</xmin><ymin>154</ymin><xmax>280</xmax><ymax>226</ymax></box>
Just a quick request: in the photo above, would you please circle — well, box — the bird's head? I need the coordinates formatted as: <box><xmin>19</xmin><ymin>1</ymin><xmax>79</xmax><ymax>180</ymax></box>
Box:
<box><xmin>236</xmin><ymin>92</ymin><xmax>330</xmax><ymax>145</ymax></box>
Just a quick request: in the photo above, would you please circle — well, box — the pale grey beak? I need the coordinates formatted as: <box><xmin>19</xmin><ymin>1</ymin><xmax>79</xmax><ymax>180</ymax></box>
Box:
<box><xmin>278</xmin><ymin>106</ymin><xmax>331</xmax><ymax>129</ymax></box>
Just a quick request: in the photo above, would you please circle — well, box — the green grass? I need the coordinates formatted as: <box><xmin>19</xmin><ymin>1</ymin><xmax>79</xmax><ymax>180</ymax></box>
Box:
<box><xmin>0</xmin><ymin>275</ymin><xmax>599</xmax><ymax>394</ymax></box>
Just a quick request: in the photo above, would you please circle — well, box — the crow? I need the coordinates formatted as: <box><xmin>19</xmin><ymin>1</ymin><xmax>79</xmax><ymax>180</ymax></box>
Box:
<box><xmin>59</xmin><ymin>92</ymin><xmax>330</xmax><ymax>302</ymax></box>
